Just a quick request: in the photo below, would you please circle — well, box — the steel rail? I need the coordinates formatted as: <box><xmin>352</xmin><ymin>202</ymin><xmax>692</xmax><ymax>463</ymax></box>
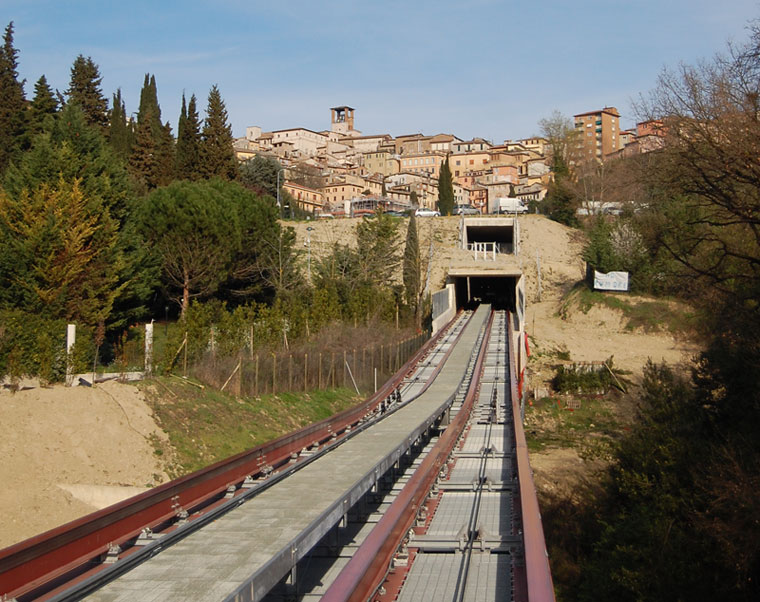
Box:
<box><xmin>321</xmin><ymin>308</ymin><xmax>496</xmax><ymax>602</ymax></box>
<box><xmin>0</xmin><ymin>315</ymin><xmax>464</xmax><ymax>602</ymax></box>
<box><xmin>55</xmin><ymin>311</ymin><xmax>477</xmax><ymax>602</ymax></box>
<box><xmin>451</xmin><ymin>401</ymin><xmax>495</xmax><ymax>602</ymax></box>
<box><xmin>507</xmin><ymin>312</ymin><xmax>555</xmax><ymax>602</ymax></box>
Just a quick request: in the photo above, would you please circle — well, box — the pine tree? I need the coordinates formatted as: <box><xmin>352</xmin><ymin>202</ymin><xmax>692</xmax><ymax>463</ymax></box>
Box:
<box><xmin>108</xmin><ymin>88</ymin><xmax>131</xmax><ymax>160</ymax></box>
<box><xmin>200</xmin><ymin>85</ymin><xmax>237</xmax><ymax>180</ymax></box>
<box><xmin>66</xmin><ymin>55</ymin><xmax>108</xmax><ymax>130</ymax></box>
<box><xmin>176</xmin><ymin>93</ymin><xmax>202</xmax><ymax>180</ymax></box>
<box><xmin>28</xmin><ymin>75</ymin><xmax>58</xmax><ymax>134</ymax></box>
<box><xmin>0</xmin><ymin>22</ymin><xmax>27</xmax><ymax>172</ymax></box>
<box><xmin>437</xmin><ymin>157</ymin><xmax>455</xmax><ymax>215</ymax></box>
<box><xmin>403</xmin><ymin>213</ymin><xmax>421</xmax><ymax>321</ymax></box>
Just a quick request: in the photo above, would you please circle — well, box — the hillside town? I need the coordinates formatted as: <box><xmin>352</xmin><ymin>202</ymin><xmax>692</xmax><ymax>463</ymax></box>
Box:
<box><xmin>232</xmin><ymin>105</ymin><xmax>664</xmax><ymax>216</ymax></box>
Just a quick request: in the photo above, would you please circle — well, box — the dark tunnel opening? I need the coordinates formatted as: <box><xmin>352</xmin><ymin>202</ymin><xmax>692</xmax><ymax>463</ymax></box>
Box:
<box><xmin>452</xmin><ymin>275</ymin><xmax>518</xmax><ymax>312</ymax></box>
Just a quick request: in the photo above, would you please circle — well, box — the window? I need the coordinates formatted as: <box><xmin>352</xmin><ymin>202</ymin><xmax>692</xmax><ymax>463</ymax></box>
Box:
<box><xmin>469</xmin><ymin>159</ymin><xmax>474</xmax><ymax>165</ymax></box>
<box><xmin>456</xmin><ymin>160</ymin><xmax>461</xmax><ymax>166</ymax></box>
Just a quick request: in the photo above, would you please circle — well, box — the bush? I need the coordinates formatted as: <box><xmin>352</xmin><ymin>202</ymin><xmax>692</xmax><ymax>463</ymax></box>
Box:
<box><xmin>0</xmin><ymin>310</ymin><xmax>68</xmax><ymax>383</ymax></box>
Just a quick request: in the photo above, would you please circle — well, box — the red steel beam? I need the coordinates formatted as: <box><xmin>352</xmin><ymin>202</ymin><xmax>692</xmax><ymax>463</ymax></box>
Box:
<box><xmin>0</xmin><ymin>319</ymin><xmax>459</xmax><ymax>601</ymax></box>
<box><xmin>321</xmin><ymin>310</ymin><xmax>494</xmax><ymax>602</ymax></box>
<box><xmin>508</xmin><ymin>312</ymin><xmax>556</xmax><ymax>602</ymax></box>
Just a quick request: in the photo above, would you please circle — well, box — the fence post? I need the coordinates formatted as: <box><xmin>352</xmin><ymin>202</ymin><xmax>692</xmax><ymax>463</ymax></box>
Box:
<box><xmin>255</xmin><ymin>354</ymin><xmax>259</xmax><ymax>396</ymax></box>
<box><xmin>380</xmin><ymin>345</ymin><xmax>384</xmax><ymax>378</ymax></box>
<box><xmin>144</xmin><ymin>322</ymin><xmax>153</xmax><ymax>377</ymax></box>
<box><xmin>66</xmin><ymin>324</ymin><xmax>76</xmax><ymax>386</ymax></box>
<box><xmin>304</xmin><ymin>353</ymin><xmax>309</xmax><ymax>391</ymax></box>
<box><xmin>183</xmin><ymin>332</ymin><xmax>188</xmax><ymax>377</ymax></box>
<box><xmin>235</xmin><ymin>356</ymin><xmax>242</xmax><ymax>397</ymax></box>
<box><xmin>288</xmin><ymin>354</ymin><xmax>293</xmax><ymax>391</ymax></box>
<box><xmin>319</xmin><ymin>353</ymin><xmax>323</xmax><ymax>389</ymax></box>
<box><xmin>343</xmin><ymin>350</ymin><xmax>347</xmax><ymax>387</ymax></box>
<box><xmin>272</xmin><ymin>354</ymin><xmax>277</xmax><ymax>394</ymax></box>
<box><xmin>331</xmin><ymin>352</ymin><xmax>335</xmax><ymax>388</ymax></box>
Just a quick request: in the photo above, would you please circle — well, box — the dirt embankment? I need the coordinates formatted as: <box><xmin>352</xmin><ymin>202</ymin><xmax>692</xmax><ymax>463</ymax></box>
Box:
<box><xmin>0</xmin><ymin>381</ymin><xmax>168</xmax><ymax>549</ymax></box>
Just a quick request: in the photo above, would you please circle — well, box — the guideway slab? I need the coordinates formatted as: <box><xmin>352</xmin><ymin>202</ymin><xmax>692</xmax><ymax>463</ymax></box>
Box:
<box><xmin>85</xmin><ymin>306</ymin><xmax>491</xmax><ymax>602</ymax></box>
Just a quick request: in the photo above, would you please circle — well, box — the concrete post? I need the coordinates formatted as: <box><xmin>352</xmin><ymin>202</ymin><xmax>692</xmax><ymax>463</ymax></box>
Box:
<box><xmin>66</xmin><ymin>324</ymin><xmax>76</xmax><ymax>386</ymax></box>
<box><xmin>145</xmin><ymin>322</ymin><xmax>154</xmax><ymax>377</ymax></box>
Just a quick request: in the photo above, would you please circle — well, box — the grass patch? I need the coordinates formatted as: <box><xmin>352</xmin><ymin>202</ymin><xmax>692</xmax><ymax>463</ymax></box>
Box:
<box><xmin>140</xmin><ymin>377</ymin><xmax>361</xmax><ymax>477</ymax></box>
<box><xmin>559</xmin><ymin>281</ymin><xmax>697</xmax><ymax>334</ymax></box>
<box><xmin>524</xmin><ymin>395</ymin><xmax>620</xmax><ymax>458</ymax></box>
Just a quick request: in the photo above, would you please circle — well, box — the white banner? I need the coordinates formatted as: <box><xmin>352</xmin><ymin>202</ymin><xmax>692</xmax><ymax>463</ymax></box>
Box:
<box><xmin>594</xmin><ymin>270</ymin><xmax>629</xmax><ymax>291</ymax></box>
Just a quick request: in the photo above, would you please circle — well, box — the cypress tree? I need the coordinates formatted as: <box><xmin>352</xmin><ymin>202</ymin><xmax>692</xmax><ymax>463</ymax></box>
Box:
<box><xmin>176</xmin><ymin>93</ymin><xmax>202</xmax><ymax>180</ymax></box>
<box><xmin>403</xmin><ymin>213</ymin><xmax>421</xmax><ymax>321</ymax></box>
<box><xmin>28</xmin><ymin>75</ymin><xmax>58</xmax><ymax>134</ymax></box>
<box><xmin>0</xmin><ymin>22</ymin><xmax>27</xmax><ymax>172</ymax></box>
<box><xmin>129</xmin><ymin>74</ymin><xmax>174</xmax><ymax>188</ymax></box>
<box><xmin>437</xmin><ymin>157</ymin><xmax>455</xmax><ymax>215</ymax></box>
<box><xmin>66</xmin><ymin>55</ymin><xmax>108</xmax><ymax>130</ymax></box>
<box><xmin>128</xmin><ymin>115</ymin><xmax>158</xmax><ymax>191</ymax></box>
<box><xmin>108</xmin><ymin>88</ymin><xmax>131</xmax><ymax>160</ymax></box>
<box><xmin>200</xmin><ymin>85</ymin><xmax>237</xmax><ymax>180</ymax></box>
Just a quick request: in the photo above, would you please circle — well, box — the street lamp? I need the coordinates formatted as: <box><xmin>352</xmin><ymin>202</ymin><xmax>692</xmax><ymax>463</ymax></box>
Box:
<box><xmin>276</xmin><ymin>168</ymin><xmax>284</xmax><ymax>219</ymax></box>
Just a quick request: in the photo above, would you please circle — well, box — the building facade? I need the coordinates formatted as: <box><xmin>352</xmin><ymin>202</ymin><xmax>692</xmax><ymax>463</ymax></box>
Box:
<box><xmin>573</xmin><ymin>107</ymin><xmax>623</xmax><ymax>161</ymax></box>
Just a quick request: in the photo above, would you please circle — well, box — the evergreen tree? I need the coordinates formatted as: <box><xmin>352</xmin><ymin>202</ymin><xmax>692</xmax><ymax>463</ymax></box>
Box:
<box><xmin>437</xmin><ymin>157</ymin><xmax>455</xmax><ymax>215</ymax></box>
<box><xmin>176</xmin><ymin>93</ymin><xmax>202</xmax><ymax>180</ymax></box>
<box><xmin>28</xmin><ymin>75</ymin><xmax>58</xmax><ymax>135</ymax></box>
<box><xmin>0</xmin><ymin>22</ymin><xmax>26</xmax><ymax>172</ymax></box>
<box><xmin>0</xmin><ymin>178</ymin><xmax>123</xmax><ymax>324</ymax></box>
<box><xmin>239</xmin><ymin>154</ymin><xmax>281</xmax><ymax>197</ymax></box>
<box><xmin>200</xmin><ymin>85</ymin><xmax>237</xmax><ymax>180</ymax></box>
<box><xmin>128</xmin><ymin>116</ymin><xmax>158</xmax><ymax>191</ymax></box>
<box><xmin>66</xmin><ymin>55</ymin><xmax>108</xmax><ymax>130</ymax></box>
<box><xmin>403</xmin><ymin>213</ymin><xmax>421</xmax><ymax>322</ymax></box>
<box><xmin>108</xmin><ymin>88</ymin><xmax>132</xmax><ymax>160</ymax></box>
<box><xmin>128</xmin><ymin>74</ymin><xmax>174</xmax><ymax>188</ymax></box>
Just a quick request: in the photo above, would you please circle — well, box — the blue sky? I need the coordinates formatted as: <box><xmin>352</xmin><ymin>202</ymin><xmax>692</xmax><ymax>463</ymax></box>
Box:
<box><xmin>5</xmin><ymin>1</ymin><xmax>760</xmax><ymax>141</ymax></box>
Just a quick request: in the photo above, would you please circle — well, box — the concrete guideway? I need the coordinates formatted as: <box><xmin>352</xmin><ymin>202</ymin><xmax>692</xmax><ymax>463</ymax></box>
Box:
<box><xmin>82</xmin><ymin>307</ymin><xmax>492</xmax><ymax>602</ymax></box>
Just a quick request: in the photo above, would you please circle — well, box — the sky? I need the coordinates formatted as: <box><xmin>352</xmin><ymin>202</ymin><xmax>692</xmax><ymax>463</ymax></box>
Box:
<box><xmin>5</xmin><ymin>0</ymin><xmax>760</xmax><ymax>142</ymax></box>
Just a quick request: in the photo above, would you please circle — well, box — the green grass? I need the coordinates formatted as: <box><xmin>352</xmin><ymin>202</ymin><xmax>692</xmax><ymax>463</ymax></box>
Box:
<box><xmin>140</xmin><ymin>377</ymin><xmax>361</xmax><ymax>477</ymax></box>
<box><xmin>559</xmin><ymin>282</ymin><xmax>697</xmax><ymax>334</ymax></box>
<box><xmin>524</xmin><ymin>395</ymin><xmax>620</xmax><ymax>459</ymax></box>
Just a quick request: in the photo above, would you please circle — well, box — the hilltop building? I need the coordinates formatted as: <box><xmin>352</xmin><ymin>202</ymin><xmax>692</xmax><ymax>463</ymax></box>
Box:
<box><xmin>573</xmin><ymin>107</ymin><xmax>623</xmax><ymax>161</ymax></box>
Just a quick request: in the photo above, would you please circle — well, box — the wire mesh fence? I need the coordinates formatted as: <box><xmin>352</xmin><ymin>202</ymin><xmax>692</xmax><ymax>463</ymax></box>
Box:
<box><xmin>193</xmin><ymin>331</ymin><xmax>429</xmax><ymax>397</ymax></box>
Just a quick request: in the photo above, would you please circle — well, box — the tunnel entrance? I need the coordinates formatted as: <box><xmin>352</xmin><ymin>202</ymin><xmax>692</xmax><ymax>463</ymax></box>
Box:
<box><xmin>452</xmin><ymin>275</ymin><xmax>519</xmax><ymax>312</ymax></box>
<box><xmin>462</xmin><ymin>218</ymin><xmax>516</xmax><ymax>255</ymax></box>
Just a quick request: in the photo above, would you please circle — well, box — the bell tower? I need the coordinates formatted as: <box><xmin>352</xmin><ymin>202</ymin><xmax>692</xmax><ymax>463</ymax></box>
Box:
<box><xmin>330</xmin><ymin>106</ymin><xmax>355</xmax><ymax>134</ymax></box>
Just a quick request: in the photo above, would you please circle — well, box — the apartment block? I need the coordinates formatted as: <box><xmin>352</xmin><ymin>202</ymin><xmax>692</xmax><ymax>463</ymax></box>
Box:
<box><xmin>573</xmin><ymin>107</ymin><xmax>623</xmax><ymax>161</ymax></box>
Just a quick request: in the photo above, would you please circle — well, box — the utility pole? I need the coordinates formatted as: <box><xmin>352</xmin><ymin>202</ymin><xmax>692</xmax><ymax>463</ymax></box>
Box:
<box><xmin>306</xmin><ymin>226</ymin><xmax>313</xmax><ymax>284</ymax></box>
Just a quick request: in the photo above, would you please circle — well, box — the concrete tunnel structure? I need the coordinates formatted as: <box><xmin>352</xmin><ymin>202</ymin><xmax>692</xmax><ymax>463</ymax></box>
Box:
<box><xmin>431</xmin><ymin>216</ymin><xmax>529</xmax><ymax>393</ymax></box>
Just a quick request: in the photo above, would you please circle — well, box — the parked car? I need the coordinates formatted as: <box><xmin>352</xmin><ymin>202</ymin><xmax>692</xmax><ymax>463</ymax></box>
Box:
<box><xmin>384</xmin><ymin>210</ymin><xmax>408</xmax><ymax>217</ymax></box>
<box><xmin>455</xmin><ymin>204</ymin><xmax>480</xmax><ymax>215</ymax></box>
<box><xmin>414</xmin><ymin>208</ymin><xmax>441</xmax><ymax>217</ymax></box>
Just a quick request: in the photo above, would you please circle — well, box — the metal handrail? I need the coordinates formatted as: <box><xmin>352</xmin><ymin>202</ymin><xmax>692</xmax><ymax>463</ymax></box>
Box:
<box><xmin>508</xmin><ymin>312</ymin><xmax>556</xmax><ymax>601</ymax></box>
<box><xmin>321</xmin><ymin>309</ymin><xmax>495</xmax><ymax>602</ymax></box>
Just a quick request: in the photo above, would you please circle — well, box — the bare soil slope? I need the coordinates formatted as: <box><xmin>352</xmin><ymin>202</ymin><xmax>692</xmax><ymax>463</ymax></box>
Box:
<box><xmin>0</xmin><ymin>381</ymin><xmax>168</xmax><ymax>548</ymax></box>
